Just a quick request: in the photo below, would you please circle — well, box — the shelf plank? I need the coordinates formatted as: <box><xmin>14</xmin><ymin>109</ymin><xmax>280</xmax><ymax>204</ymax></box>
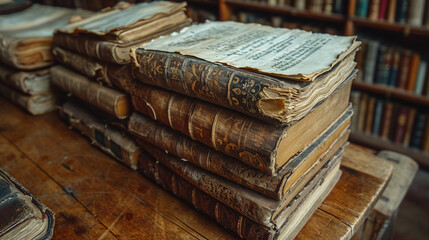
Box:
<box><xmin>352</xmin><ymin>81</ymin><xmax>429</xmax><ymax>107</ymax></box>
<box><xmin>352</xmin><ymin>17</ymin><xmax>429</xmax><ymax>38</ymax></box>
<box><xmin>224</xmin><ymin>0</ymin><xmax>345</xmax><ymax>23</ymax></box>
<box><xmin>349</xmin><ymin>132</ymin><xmax>429</xmax><ymax>170</ymax></box>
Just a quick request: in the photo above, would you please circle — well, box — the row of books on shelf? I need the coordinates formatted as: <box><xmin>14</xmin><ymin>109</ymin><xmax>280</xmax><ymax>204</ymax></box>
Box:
<box><xmin>251</xmin><ymin>0</ymin><xmax>348</xmax><ymax>15</ymax></box>
<box><xmin>351</xmin><ymin>91</ymin><xmax>429</xmax><ymax>152</ymax></box>
<box><xmin>355</xmin><ymin>38</ymin><xmax>429</xmax><ymax>96</ymax></box>
<box><xmin>355</xmin><ymin>0</ymin><xmax>429</xmax><ymax>27</ymax></box>
<box><xmin>231</xmin><ymin>10</ymin><xmax>341</xmax><ymax>33</ymax></box>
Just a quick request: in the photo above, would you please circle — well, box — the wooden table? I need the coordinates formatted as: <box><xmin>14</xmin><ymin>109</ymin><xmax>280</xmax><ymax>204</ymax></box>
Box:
<box><xmin>0</xmin><ymin>97</ymin><xmax>392</xmax><ymax>240</ymax></box>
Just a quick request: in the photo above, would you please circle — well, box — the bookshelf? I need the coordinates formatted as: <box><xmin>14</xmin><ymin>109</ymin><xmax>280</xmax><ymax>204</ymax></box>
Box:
<box><xmin>181</xmin><ymin>0</ymin><xmax>429</xmax><ymax>169</ymax></box>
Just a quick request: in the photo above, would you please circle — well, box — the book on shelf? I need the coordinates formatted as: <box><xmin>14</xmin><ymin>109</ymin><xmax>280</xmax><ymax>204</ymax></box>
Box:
<box><xmin>395</xmin><ymin>0</ymin><xmax>408</xmax><ymax>24</ymax></box>
<box><xmin>0</xmin><ymin>83</ymin><xmax>57</xmax><ymax>115</ymax></box>
<box><xmin>407</xmin><ymin>0</ymin><xmax>425</xmax><ymax>26</ymax></box>
<box><xmin>128</xmin><ymin>74</ymin><xmax>353</xmax><ymax>175</ymax></box>
<box><xmin>414</xmin><ymin>60</ymin><xmax>427</xmax><ymax>95</ymax></box>
<box><xmin>357</xmin><ymin>92</ymin><xmax>368</xmax><ymax>132</ymax></box>
<box><xmin>138</xmin><ymin>144</ymin><xmax>343</xmax><ymax>240</ymax></box>
<box><xmin>364</xmin><ymin>95</ymin><xmax>375</xmax><ymax>135</ymax></box>
<box><xmin>59</xmin><ymin>99</ymin><xmax>140</xmax><ymax>170</ymax></box>
<box><xmin>363</xmin><ymin>40</ymin><xmax>379</xmax><ymax>84</ymax></box>
<box><xmin>0</xmin><ymin>65</ymin><xmax>50</xmax><ymax>95</ymax></box>
<box><xmin>409</xmin><ymin>112</ymin><xmax>426</xmax><ymax>149</ymax></box>
<box><xmin>0</xmin><ymin>167</ymin><xmax>54</xmax><ymax>240</ymax></box>
<box><xmin>53</xmin><ymin>1</ymin><xmax>191</xmax><ymax>64</ymax></box>
<box><xmin>368</xmin><ymin>0</ymin><xmax>380</xmax><ymax>20</ymax></box>
<box><xmin>0</xmin><ymin>4</ymin><xmax>91</xmax><ymax>70</ymax></box>
<box><xmin>386</xmin><ymin>0</ymin><xmax>397</xmax><ymax>22</ymax></box>
<box><xmin>50</xmin><ymin>65</ymin><xmax>131</xmax><ymax>119</ymax></box>
<box><xmin>372</xmin><ymin>98</ymin><xmax>383</xmax><ymax>136</ymax></box>
<box><xmin>407</xmin><ymin>52</ymin><xmax>420</xmax><ymax>92</ymax></box>
<box><xmin>380</xmin><ymin>101</ymin><xmax>394</xmax><ymax>140</ymax></box>
<box><xmin>397</xmin><ymin>50</ymin><xmax>412</xmax><ymax>89</ymax></box>
<box><xmin>132</xmin><ymin>21</ymin><xmax>360</xmax><ymax>126</ymax></box>
<box><xmin>378</xmin><ymin>0</ymin><xmax>389</xmax><ymax>20</ymax></box>
<box><xmin>128</xmin><ymin>105</ymin><xmax>352</xmax><ymax>200</ymax></box>
<box><xmin>402</xmin><ymin>108</ymin><xmax>417</xmax><ymax>147</ymax></box>
<box><xmin>355</xmin><ymin>0</ymin><xmax>370</xmax><ymax>18</ymax></box>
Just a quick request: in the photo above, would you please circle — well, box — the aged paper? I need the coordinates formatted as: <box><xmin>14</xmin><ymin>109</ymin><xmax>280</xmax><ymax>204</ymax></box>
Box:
<box><xmin>142</xmin><ymin>21</ymin><xmax>358</xmax><ymax>81</ymax></box>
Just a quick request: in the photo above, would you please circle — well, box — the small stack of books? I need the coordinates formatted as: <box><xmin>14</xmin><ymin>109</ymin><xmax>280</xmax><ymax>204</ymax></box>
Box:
<box><xmin>0</xmin><ymin>4</ymin><xmax>89</xmax><ymax>115</ymax></box>
<box><xmin>50</xmin><ymin>1</ymin><xmax>191</xmax><ymax>170</ymax></box>
<box><xmin>126</xmin><ymin>21</ymin><xmax>360</xmax><ymax>239</ymax></box>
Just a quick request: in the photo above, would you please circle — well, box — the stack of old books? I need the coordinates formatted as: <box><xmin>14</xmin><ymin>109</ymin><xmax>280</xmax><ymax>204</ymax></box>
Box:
<box><xmin>0</xmin><ymin>4</ymin><xmax>90</xmax><ymax>115</ymax></box>
<box><xmin>126</xmin><ymin>21</ymin><xmax>360</xmax><ymax>239</ymax></box>
<box><xmin>50</xmin><ymin>1</ymin><xmax>191</xmax><ymax>170</ymax></box>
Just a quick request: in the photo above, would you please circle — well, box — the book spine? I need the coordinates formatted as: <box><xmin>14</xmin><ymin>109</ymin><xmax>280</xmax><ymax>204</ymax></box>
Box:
<box><xmin>380</xmin><ymin>102</ymin><xmax>393</xmax><ymax>139</ymax></box>
<box><xmin>414</xmin><ymin>60</ymin><xmax>427</xmax><ymax>95</ymax></box>
<box><xmin>402</xmin><ymin>108</ymin><xmax>417</xmax><ymax>147</ymax></box>
<box><xmin>350</xmin><ymin>91</ymin><xmax>361</xmax><ymax>132</ymax></box>
<box><xmin>127</xmin><ymin>112</ymin><xmax>284</xmax><ymax>198</ymax></box>
<box><xmin>394</xmin><ymin>106</ymin><xmax>409</xmax><ymax>144</ymax></box>
<box><xmin>422</xmin><ymin>117</ymin><xmax>429</xmax><ymax>152</ymax></box>
<box><xmin>50</xmin><ymin>65</ymin><xmax>131</xmax><ymax>118</ymax></box>
<box><xmin>60</xmin><ymin>100</ymin><xmax>140</xmax><ymax>169</ymax></box>
<box><xmin>356</xmin><ymin>0</ymin><xmax>370</xmax><ymax>17</ymax></box>
<box><xmin>372</xmin><ymin>99</ymin><xmax>383</xmax><ymax>136</ymax></box>
<box><xmin>407</xmin><ymin>0</ymin><xmax>425</xmax><ymax>26</ymax></box>
<box><xmin>132</xmin><ymin>50</ymin><xmax>295</xmax><ymax>125</ymax></box>
<box><xmin>395</xmin><ymin>0</ymin><xmax>408</xmax><ymax>24</ymax></box>
<box><xmin>364</xmin><ymin>41</ymin><xmax>380</xmax><ymax>84</ymax></box>
<box><xmin>355</xmin><ymin>41</ymin><xmax>367</xmax><ymax>82</ymax></box>
<box><xmin>424</xmin><ymin>1</ymin><xmax>429</xmax><ymax>27</ymax></box>
<box><xmin>409</xmin><ymin>112</ymin><xmax>426</xmax><ymax>149</ymax></box>
<box><xmin>368</xmin><ymin>0</ymin><xmax>380</xmax><ymax>20</ymax></box>
<box><xmin>357</xmin><ymin>93</ymin><xmax>368</xmax><ymax>132</ymax></box>
<box><xmin>386</xmin><ymin>0</ymin><xmax>397</xmax><ymax>22</ymax></box>
<box><xmin>397</xmin><ymin>50</ymin><xmax>411</xmax><ymax>89</ymax></box>
<box><xmin>364</xmin><ymin>96</ymin><xmax>375</xmax><ymax>134</ymax></box>
<box><xmin>388</xmin><ymin>50</ymin><xmax>400</xmax><ymax>87</ymax></box>
<box><xmin>378</xmin><ymin>0</ymin><xmax>388</xmax><ymax>19</ymax></box>
<box><xmin>53</xmin><ymin>32</ymin><xmax>119</xmax><ymax>64</ymax></box>
<box><xmin>407</xmin><ymin>53</ymin><xmax>420</xmax><ymax>92</ymax></box>
<box><xmin>52</xmin><ymin>47</ymin><xmax>111</xmax><ymax>87</ymax></box>
<box><xmin>130</xmin><ymin>83</ymin><xmax>283</xmax><ymax>173</ymax></box>
<box><xmin>138</xmin><ymin>152</ymin><xmax>276</xmax><ymax>240</ymax></box>
<box><xmin>373</xmin><ymin>46</ymin><xmax>387</xmax><ymax>85</ymax></box>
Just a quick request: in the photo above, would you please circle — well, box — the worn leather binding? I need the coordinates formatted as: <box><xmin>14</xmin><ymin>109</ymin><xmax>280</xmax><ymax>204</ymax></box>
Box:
<box><xmin>59</xmin><ymin>100</ymin><xmax>140</xmax><ymax>170</ymax></box>
<box><xmin>0</xmin><ymin>168</ymin><xmax>54</xmax><ymax>240</ymax></box>
<box><xmin>0</xmin><ymin>65</ymin><xmax>50</xmax><ymax>95</ymax></box>
<box><xmin>0</xmin><ymin>83</ymin><xmax>57</xmax><ymax>115</ymax></box>
<box><xmin>131</xmin><ymin>46</ymin><xmax>357</xmax><ymax>126</ymax></box>
<box><xmin>50</xmin><ymin>65</ymin><xmax>130</xmax><ymax>119</ymax></box>
<box><xmin>138</xmin><ymin>148</ymin><xmax>342</xmax><ymax>239</ymax></box>
<box><xmin>131</xmin><ymin>75</ymin><xmax>353</xmax><ymax>174</ymax></box>
<box><xmin>129</xmin><ymin>106</ymin><xmax>351</xmax><ymax>200</ymax></box>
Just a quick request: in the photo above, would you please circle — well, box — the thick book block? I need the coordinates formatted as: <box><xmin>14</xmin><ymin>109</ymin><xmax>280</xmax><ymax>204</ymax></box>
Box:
<box><xmin>50</xmin><ymin>65</ymin><xmax>130</xmax><ymax>119</ymax></box>
<box><xmin>138</xmin><ymin>146</ymin><xmax>342</xmax><ymax>239</ymax></box>
<box><xmin>131</xmin><ymin>77</ymin><xmax>352</xmax><ymax>174</ymax></box>
<box><xmin>130</xmin><ymin>106</ymin><xmax>351</xmax><ymax>200</ymax></box>
<box><xmin>0</xmin><ymin>4</ymin><xmax>91</xmax><ymax>70</ymax></box>
<box><xmin>0</xmin><ymin>83</ymin><xmax>57</xmax><ymax>115</ymax></box>
<box><xmin>54</xmin><ymin>1</ymin><xmax>191</xmax><ymax>64</ymax></box>
<box><xmin>0</xmin><ymin>168</ymin><xmax>54</xmax><ymax>239</ymax></box>
<box><xmin>132</xmin><ymin>21</ymin><xmax>359</xmax><ymax>125</ymax></box>
<box><xmin>59</xmin><ymin>100</ymin><xmax>140</xmax><ymax>170</ymax></box>
<box><xmin>0</xmin><ymin>65</ymin><xmax>50</xmax><ymax>95</ymax></box>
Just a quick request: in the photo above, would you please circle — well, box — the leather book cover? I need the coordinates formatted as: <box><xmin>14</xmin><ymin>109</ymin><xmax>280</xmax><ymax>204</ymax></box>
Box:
<box><xmin>372</xmin><ymin>98</ymin><xmax>384</xmax><ymax>136</ymax></box>
<box><xmin>50</xmin><ymin>65</ymin><xmax>130</xmax><ymax>119</ymax></box>
<box><xmin>386</xmin><ymin>0</ymin><xmax>397</xmax><ymax>22</ymax></box>
<box><xmin>368</xmin><ymin>0</ymin><xmax>380</xmax><ymax>20</ymax></box>
<box><xmin>129</xmin><ymin>106</ymin><xmax>351</xmax><ymax>200</ymax></box>
<box><xmin>421</xmin><ymin>117</ymin><xmax>429</xmax><ymax>152</ymax></box>
<box><xmin>0</xmin><ymin>83</ymin><xmax>57</xmax><ymax>115</ymax></box>
<box><xmin>59</xmin><ymin>99</ymin><xmax>140</xmax><ymax>169</ymax></box>
<box><xmin>380</xmin><ymin>101</ymin><xmax>393</xmax><ymax>139</ymax></box>
<box><xmin>388</xmin><ymin>49</ymin><xmax>400</xmax><ymax>87</ymax></box>
<box><xmin>0</xmin><ymin>168</ymin><xmax>54</xmax><ymax>239</ymax></box>
<box><xmin>397</xmin><ymin>50</ymin><xmax>411</xmax><ymax>89</ymax></box>
<box><xmin>0</xmin><ymin>4</ymin><xmax>91</xmax><ymax>70</ymax></box>
<box><xmin>357</xmin><ymin>93</ymin><xmax>368</xmax><ymax>132</ymax></box>
<box><xmin>378</xmin><ymin>0</ymin><xmax>388</xmax><ymax>19</ymax></box>
<box><xmin>53</xmin><ymin>1</ymin><xmax>191</xmax><ymax>64</ymax></box>
<box><xmin>130</xmin><ymin>76</ymin><xmax>352</xmax><ymax>175</ymax></box>
<box><xmin>402</xmin><ymin>108</ymin><xmax>417</xmax><ymax>147</ymax></box>
<box><xmin>0</xmin><ymin>65</ymin><xmax>50</xmax><ymax>95</ymax></box>
<box><xmin>394</xmin><ymin>106</ymin><xmax>409</xmax><ymax>144</ymax></box>
<box><xmin>409</xmin><ymin>112</ymin><xmax>426</xmax><ymax>149</ymax></box>
<box><xmin>138</xmin><ymin>145</ymin><xmax>343</xmax><ymax>239</ymax></box>
<box><xmin>364</xmin><ymin>96</ymin><xmax>375</xmax><ymax>135</ymax></box>
<box><xmin>407</xmin><ymin>52</ymin><xmax>421</xmax><ymax>92</ymax></box>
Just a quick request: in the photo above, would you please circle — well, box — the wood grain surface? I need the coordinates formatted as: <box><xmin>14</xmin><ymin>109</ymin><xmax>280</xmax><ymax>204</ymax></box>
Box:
<box><xmin>0</xmin><ymin>96</ymin><xmax>392</xmax><ymax>240</ymax></box>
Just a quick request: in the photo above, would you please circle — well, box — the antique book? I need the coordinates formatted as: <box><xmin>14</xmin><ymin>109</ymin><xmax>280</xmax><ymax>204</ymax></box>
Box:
<box><xmin>380</xmin><ymin>102</ymin><xmax>393</xmax><ymax>139</ymax></box>
<box><xmin>0</xmin><ymin>65</ymin><xmax>50</xmax><ymax>95</ymax></box>
<box><xmin>129</xmin><ymin>105</ymin><xmax>351</xmax><ymax>200</ymax></box>
<box><xmin>368</xmin><ymin>0</ymin><xmax>380</xmax><ymax>20</ymax></box>
<box><xmin>0</xmin><ymin>83</ymin><xmax>57</xmax><ymax>115</ymax></box>
<box><xmin>402</xmin><ymin>108</ymin><xmax>417</xmax><ymax>147</ymax></box>
<box><xmin>394</xmin><ymin>106</ymin><xmax>409</xmax><ymax>144</ymax></box>
<box><xmin>364</xmin><ymin>96</ymin><xmax>375</xmax><ymax>135</ymax></box>
<box><xmin>355</xmin><ymin>0</ymin><xmax>369</xmax><ymax>17</ymax></box>
<box><xmin>395</xmin><ymin>0</ymin><xmax>408</xmax><ymax>24</ymax></box>
<box><xmin>407</xmin><ymin>52</ymin><xmax>420</xmax><ymax>92</ymax></box>
<box><xmin>372</xmin><ymin>99</ymin><xmax>383</xmax><ymax>136</ymax></box>
<box><xmin>397</xmin><ymin>50</ymin><xmax>411</xmax><ymax>89</ymax></box>
<box><xmin>0</xmin><ymin>4</ymin><xmax>91</xmax><ymax>70</ymax></box>
<box><xmin>0</xmin><ymin>167</ymin><xmax>54</xmax><ymax>240</ymax></box>
<box><xmin>378</xmin><ymin>0</ymin><xmax>388</xmax><ymax>19</ymax></box>
<box><xmin>50</xmin><ymin>65</ymin><xmax>130</xmax><ymax>119</ymax></box>
<box><xmin>414</xmin><ymin>60</ymin><xmax>427</xmax><ymax>95</ymax></box>
<box><xmin>374</xmin><ymin>46</ymin><xmax>389</xmax><ymax>85</ymax></box>
<box><xmin>132</xmin><ymin>21</ymin><xmax>359</xmax><ymax>125</ymax></box>
<box><xmin>54</xmin><ymin>1</ymin><xmax>191</xmax><ymax>64</ymax></box>
<box><xmin>388</xmin><ymin>49</ymin><xmax>400</xmax><ymax>87</ymax></box>
<box><xmin>409</xmin><ymin>112</ymin><xmax>426</xmax><ymax>149</ymax></box>
<box><xmin>386</xmin><ymin>0</ymin><xmax>397</xmax><ymax>22</ymax></box>
<box><xmin>363</xmin><ymin>40</ymin><xmax>379</xmax><ymax>84</ymax></box>
<box><xmin>130</xmin><ymin>76</ymin><xmax>353</xmax><ymax>175</ymax></box>
<box><xmin>407</xmin><ymin>0</ymin><xmax>425</xmax><ymax>26</ymax></box>
<box><xmin>59</xmin><ymin>100</ymin><xmax>140</xmax><ymax>169</ymax></box>
<box><xmin>139</xmin><ymin>140</ymin><xmax>343</xmax><ymax>234</ymax></box>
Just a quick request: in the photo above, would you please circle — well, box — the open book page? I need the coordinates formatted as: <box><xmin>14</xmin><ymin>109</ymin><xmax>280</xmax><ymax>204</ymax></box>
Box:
<box><xmin>142</xmin><ymin>21</ymin><xmax>359</xmax><ymax>81</ymax></box>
